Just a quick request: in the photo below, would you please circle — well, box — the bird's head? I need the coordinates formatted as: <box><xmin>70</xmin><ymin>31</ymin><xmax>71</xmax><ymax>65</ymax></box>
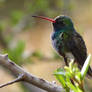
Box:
<box><xmin>32</xmin><ymin>15</ymin><xmax>74</xmax><ymax>32</ymax></box>
<box><xmin>53</xmin><ymin>15</ymin><xmax>74</xmax><ymax>31</ymax></box>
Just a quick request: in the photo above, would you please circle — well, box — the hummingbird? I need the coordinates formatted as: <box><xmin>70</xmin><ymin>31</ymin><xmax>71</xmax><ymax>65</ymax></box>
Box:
<box><xmin>32</xmin><ymin>15</ymin><xmax>92</xmax><ymax>77</ymax></box>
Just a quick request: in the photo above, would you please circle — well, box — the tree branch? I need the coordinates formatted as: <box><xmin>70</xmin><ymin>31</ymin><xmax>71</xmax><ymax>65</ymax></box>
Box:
<box><xmin>0</xmin><ymin>54</ymin><xmax>64</xmax><ymax>92</ymax></box>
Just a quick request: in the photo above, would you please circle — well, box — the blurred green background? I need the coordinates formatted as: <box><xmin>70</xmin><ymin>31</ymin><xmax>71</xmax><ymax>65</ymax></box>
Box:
<box><xmin>0</xmin><ymin>0</ymin><xmax>92</xmax><ymax>92</ymax></box>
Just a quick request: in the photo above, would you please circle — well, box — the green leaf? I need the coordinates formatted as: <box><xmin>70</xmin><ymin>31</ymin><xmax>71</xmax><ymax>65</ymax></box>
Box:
<box><xmin>54</xmin><ymin>68</ymin><xmax>65</xmax><ymax>76</ymax></box>
<box><xmin>81</xmin><ymin>54</ymin><xmax>91</xmax><ymax>79</ymax></box>
<box><xmin>66</xmin><ymin>82</ymin><xmax>77</xmax><ymax>92</ymax></box>
<box><xmin>54</xmin><ymin>68</ymin><xmax>66</xmax><ymax>88</ymax></box>
<box><xmin>76</xmin><ymin>86</ymin><xmax>83</xmax><ymax>92</ymax></box>
<box><xmin>75</xmin><ymin>72</ymin><xmax>81</xmax><ymax>83</ymax></box>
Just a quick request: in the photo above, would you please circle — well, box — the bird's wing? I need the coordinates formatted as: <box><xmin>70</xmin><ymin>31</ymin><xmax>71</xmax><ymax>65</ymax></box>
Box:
<box><xmin>66</xmin><ymin>31</ymin><xmax>87</xmax><ymax>66</ymax></box>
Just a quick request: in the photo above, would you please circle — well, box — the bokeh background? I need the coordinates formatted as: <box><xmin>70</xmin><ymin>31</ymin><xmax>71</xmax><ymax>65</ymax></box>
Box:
<box><xmin>0</xmin><ymin>0</ymin><xmax>92</xmax><ymax>92</ymax></box>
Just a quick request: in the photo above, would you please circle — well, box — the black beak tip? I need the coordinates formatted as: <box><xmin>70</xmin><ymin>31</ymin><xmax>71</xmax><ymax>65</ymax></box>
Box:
<box><xmin>32</xmin><ymin>15</ymin><xmax>37</xmax><ymax>17</ymax></box>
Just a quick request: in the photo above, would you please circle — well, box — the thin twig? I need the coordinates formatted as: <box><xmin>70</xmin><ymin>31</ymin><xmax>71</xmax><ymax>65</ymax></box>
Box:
<box><xmin>0</xmin><ymin>74</ymin><xmax>24</xmax><ymax>88</ymax></box>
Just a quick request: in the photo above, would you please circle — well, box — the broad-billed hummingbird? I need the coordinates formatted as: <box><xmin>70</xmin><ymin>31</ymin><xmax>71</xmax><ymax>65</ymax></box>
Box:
<box><xmin>32</xmin><ymin>15</ymin><xmax>92</xmax><ymax>77</ymax></box>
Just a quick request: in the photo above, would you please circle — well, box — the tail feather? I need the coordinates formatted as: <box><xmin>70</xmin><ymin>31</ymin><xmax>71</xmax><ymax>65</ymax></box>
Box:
<box><xmin>87</xmin><ymin>67</ymin><xmax>92</xmax><ymax>78</ymax></box>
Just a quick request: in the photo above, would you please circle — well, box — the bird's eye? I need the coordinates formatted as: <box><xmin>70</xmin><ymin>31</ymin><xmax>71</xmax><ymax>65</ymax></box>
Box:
<box><xmin>59</xmin><ymin>21</ymin><xmax>65</xmax><ymax>26</ymax></box>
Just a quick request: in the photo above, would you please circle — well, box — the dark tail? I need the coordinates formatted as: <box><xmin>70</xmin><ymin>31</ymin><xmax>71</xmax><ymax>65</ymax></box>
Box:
<box><xmin>87</xmin><ymin>66</ymin><xmax>92</xmax><ymax>78</ymax></box>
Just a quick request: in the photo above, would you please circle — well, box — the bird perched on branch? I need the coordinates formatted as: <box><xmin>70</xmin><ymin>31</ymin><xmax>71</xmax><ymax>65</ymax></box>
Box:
<box><xmin>32</xmin><ymin>15</ymin><xmax>92</xmax><ymax>77</ymax></box>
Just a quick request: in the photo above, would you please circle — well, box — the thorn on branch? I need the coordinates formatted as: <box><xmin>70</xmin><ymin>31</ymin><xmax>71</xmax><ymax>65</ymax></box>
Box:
<box><xmin>52</xmin><ymin>81</ymin><xmax>56</xmax><ymax>84</ymax></box>
<box><xmin>0</xmin><ymin>74</ymin><xmax>25</xmax><ymax>88</ymax></box>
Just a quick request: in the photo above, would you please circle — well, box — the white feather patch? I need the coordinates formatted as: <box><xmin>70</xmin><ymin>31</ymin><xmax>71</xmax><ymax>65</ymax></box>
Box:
<box><xmin>59</xmin><ymin>32</ymin><xmax>63</xmax><ymax>38</ymax></box>
<box><xmin>65</xmin><ymin>52</ymin><xmax>75</xmax><ymax>62</ymax></box>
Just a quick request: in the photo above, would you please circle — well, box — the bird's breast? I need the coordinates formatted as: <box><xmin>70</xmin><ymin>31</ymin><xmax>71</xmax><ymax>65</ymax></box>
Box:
<box><xmin>51</xmin><ymin>32</ymin><xmax>62</xmax><ymax>52</ymax></box>
<box><xmin>52</xmin><ymin>38</ymin><xmax>59</xmax><ymax>51</ymax></box>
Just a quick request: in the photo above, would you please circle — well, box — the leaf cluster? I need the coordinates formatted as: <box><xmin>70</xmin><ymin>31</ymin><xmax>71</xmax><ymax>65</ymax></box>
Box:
<box><xmin>54</xmin><ymin>54</ymin><xmax>91</xmax><ymax>92</ymax></box>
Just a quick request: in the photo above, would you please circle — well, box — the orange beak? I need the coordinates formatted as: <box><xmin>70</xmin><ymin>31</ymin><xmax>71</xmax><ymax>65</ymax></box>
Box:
<box><xmin>32</xmin><ymin>15</ymin><xmax>56</xmax><ymax>23</ymax></box>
